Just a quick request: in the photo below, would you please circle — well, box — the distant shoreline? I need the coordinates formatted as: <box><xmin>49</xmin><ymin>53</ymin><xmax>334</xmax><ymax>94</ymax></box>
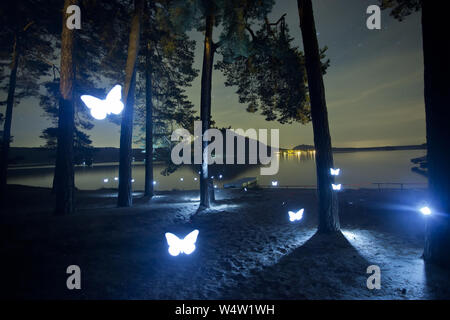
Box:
<box><xmin>7</xmin><ymin>144</ymin><xmax>426</xmax><ymax>168</ymax></box>
<box><xmin>292</xmin><ymin>144</ymin><xmax>426</xmax><ymax>153</ymax></box>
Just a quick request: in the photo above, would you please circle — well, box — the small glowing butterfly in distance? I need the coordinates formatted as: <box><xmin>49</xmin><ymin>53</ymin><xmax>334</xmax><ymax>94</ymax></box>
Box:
<box><xmin>332</xmin><ymin>184</ymin><xmax>342</xmax><ymax>190</ymax></box>
<box><xmin>288</xmin><ymin>209</ymin><xmax>304</xmax><ymax>222</ymax></box>
<box><xmin>272</xmin><ymin>181</ymin><xmax>278</xmax><ymax>186</ymax></box>
<box><xmin>330</xmin><ymin>168</ymin><xmax>340</xmax><ymax>176</ymax></box>
<box><xmin>165</xmin><ymin>230</ymin><xmax>199</xmax><ymax>256</ymax></box>
<box><xmin>81</xmin><ymin>85</ymin><xmax>124</xmax><ymax>120</ymax></box>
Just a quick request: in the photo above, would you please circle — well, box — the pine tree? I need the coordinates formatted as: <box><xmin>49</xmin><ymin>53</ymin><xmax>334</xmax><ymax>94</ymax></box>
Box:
<box><xmin>0</xmin><ymin>0</ymin><xmax>56</xmax><ymax>203</ymax></box>
<box><xmin>171</xmin><ymin>0</ymin><xmax>275</xmax><ymax>208</ymax></box>
<box><xmin>117</xmin><ymin>0</ymin><xmax>145</xmax><ymax>207</ymax></box>
<box><xmin>219</xmin><ymin>8</ymin><xmax>335</xmax><ymax>232</ymax></box>
<box><xmin>381</xmin><ymin>0</ymin><xmax>450</xmax><ymax>267</ymax></box>
<box><xmin>135</xmin><ymin>0</ymin><xmax>198</xmax><ymax>198</ymax></box>
<box><xmin>297</xmin><ymin>0</ymin><xmax>339</xmax><ymax>233</ymax></box>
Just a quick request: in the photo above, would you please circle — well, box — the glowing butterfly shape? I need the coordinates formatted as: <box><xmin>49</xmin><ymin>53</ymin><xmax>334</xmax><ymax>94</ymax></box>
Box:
<box><xmin>180</xmin><ymin>178</ymin><xmax>184</xmax><ymax>181</ymax></box>
<box><xmin>272</xmin><ymin>181</ymin><xmax>278</xmax><ymax>187</ymax></box>
<box><xmin>114</xmin><ymin>177</ymin><xmax>118</xmax><ymax>181</ymax></box>
<box><xmin>330</xmin><ymin>168</ymin><xmax>340</xmax><ymax>176</ymax></box>
<box><xmin>165</xmin><ymin>230</ymin><xmax>199</xmax><ymax>256</ymax></box>
<box><xmin>194</xmin><ymin>177</ymin><xmax>198</xmax><ymax>181</ymax></box>
<box><xmin>420</xmin><ymin>206</ymin><xmax>432</xmax><ymax>216</ymax></box>
<box><xmin>81</xmin><ymin>85</ymin><xmax>124</xmax><ymax>120</ymax></box>
<box><xmin>153</xmin><ymin>181</ymin><xmax>157</xmax><ymax>185</ymax></box>
<box><xmin>288</xmin><ymin>209</ymin><xmax>304</xmax><ymax>222</ymax></box>
<box><xmin>103</xmin><ymin>178</ymin><xmax>109</xmax><ymax>183</ymax></box>
<box><xmin>332</xmin><ymin>184</ymin><xmax>342</xmax><ymax>191</ymax></box>
<box><xmin>219</xmin><ymin>174</ymin><xmax>223</xmax><ymax>179</ymax></box>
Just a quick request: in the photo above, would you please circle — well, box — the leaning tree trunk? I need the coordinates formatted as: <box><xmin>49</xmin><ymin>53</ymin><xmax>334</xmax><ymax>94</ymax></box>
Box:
<box><xmin>199</xmin><ymin>13</ymin><xmax>215</xmax><ymax>208</ymax></box>
<box><xmin>117</xmin><ymin>0</ymin><xmax>143</xmax><ymax>207</ymax></box>
<box><xmin>144</xmin><ymin>41</ymin><xmax>154</xmax><ymax>198</ymax></box>
<box><xmin>421</xmin><ymin>2</ymin><xmax>450</xmax><ymax>267</ymax></box>
<box><xmin>55</xmin><ymin>0</ymin><xmax>77</xmax><ymax>215</ymax></box>
<box><xmin>297</xmin><ymin>0</ymin><xmax>339</xmax><ymax>233</ymax></box>
<box><xmin>0</xmin><ymin>35</ymin><xmax>19</xmax><ymax>203</ymax></box>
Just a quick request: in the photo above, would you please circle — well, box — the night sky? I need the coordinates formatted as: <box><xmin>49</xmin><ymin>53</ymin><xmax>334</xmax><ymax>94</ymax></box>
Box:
<box><xmin>4</xmin><ymin>0</ymin><xmax>424</xmax><ymax>149</ymax></box>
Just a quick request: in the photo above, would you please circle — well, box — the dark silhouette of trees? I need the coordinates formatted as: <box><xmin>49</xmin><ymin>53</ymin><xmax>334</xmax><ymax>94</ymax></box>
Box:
<box><xmin>136</xmin><ymin>0</ymin><xmax>198</xmax><ymax>198</ymax></box>
<box><xmin>382</xmin><ymin>0</ymin><xmax>450</xmax><ymax>267</ymax></box>
<box><xmin>0</xmin><ymin>0</ymin><xmax>55</xmax><ymax>203</ymax></box>
<box><xmin>219</xmin><ymin>4</ymin><xmax>336</xmax><ymax>232</ymax></box>
<box><xmin>171</xmin><ymin>0</ymin><xmax>275</xmax><ymax>208</ymax></box>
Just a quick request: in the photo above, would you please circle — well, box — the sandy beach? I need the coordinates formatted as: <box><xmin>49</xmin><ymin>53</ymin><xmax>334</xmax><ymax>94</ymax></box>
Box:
<box><xmin>1</xmin><ymin>185</ymin><xmax>449</xmax><ymax>299</ymax></box>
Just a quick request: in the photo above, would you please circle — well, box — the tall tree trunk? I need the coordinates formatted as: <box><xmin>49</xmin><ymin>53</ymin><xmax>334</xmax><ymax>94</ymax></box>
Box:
<box><xmin>117</xmin><ymin>0</ymin><xmax>143</xmax><ymax>207</ymax></box>
<box><xmin>0</xmin><ymin>35</ymin><xmax>19</xmax><ymax>203</ymax></box>
<box><xmin>297</xmin><ymin>0</ymin><xmax>339</xmax><ymax>233</ymax></box>
<box><xmin>199</xmin><ymin>13</ymin><xmax>215</xmax><ymax>208</ymax></box>
<box><xmin>55</xmin><ymin>0</ymin><xmax>77</xmax><ymax>215</ymax></box>
<box><xmin>144</xmin><ymin>42</ymin><xmax>154</xmax><ymax>198</ymax></box>
<box><xmin>421</xmin><ymin>2</ymin><xmax>450</xmax><ymax>267</ymax></box>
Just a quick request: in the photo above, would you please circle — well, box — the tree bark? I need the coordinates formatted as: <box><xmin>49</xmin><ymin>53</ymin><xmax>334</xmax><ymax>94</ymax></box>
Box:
<box><xmin>55</xmin><ymin>0</ymin><xmax>77</xmax><ymax>215</ymax></box>
<box><xmin>117</xmin><ymin>0</ymin><xmax>143</xmax><ymax>207</ymax></box>
<box><xmin>421</xmin><ymin>2</ymin><xmax>450</xmax><ymax>267</ymax></box>
<box><xmin>297</xmin><ymin>0</ymin><xmax>339</xmax><ymax>233</ymax></box>
<box><xmin>144</xmin><ymin>42</ymin><xmax>154</xmax><ymax>198</ymax></box>
<box><xmin>0</xmin><ymin>35</ymin><xmax>19</xmax><ymax>203</ymax></box>
<box><xmin>199</xmin><ymin>13</ymin><xmax>215</xmax><ymax>208</ymax></box>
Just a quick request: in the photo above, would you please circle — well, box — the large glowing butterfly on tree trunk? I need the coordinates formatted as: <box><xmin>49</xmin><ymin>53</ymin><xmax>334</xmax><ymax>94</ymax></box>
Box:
<box><xmin>81</xmin><ymin>85</ymin><xmax>124</xmax><ymax>120</ymax></box>
<box><xmin>165</xmin><ymin>230</ymin><xmax>199</xmax><ymax>256</ymax></box>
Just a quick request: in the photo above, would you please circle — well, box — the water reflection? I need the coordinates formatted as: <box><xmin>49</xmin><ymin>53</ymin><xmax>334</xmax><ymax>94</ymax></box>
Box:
<box><xmin>7</xmin><ymin>150</ymin><xmax>427</xmax><ymax>191</ymax></box>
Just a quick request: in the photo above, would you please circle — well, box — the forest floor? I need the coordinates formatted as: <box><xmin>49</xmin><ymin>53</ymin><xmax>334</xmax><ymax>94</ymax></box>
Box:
<box><xmin>1</xmin><ymin>184</ymin><xmax>449</xmax><ymax>299</ymax></box>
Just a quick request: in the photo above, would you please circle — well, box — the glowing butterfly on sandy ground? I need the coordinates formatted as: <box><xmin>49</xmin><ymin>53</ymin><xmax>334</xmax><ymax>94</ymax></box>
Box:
<box><xmin>332</xmin><ymin>184</ymin><xmax>342</xmax><ymax>190</ymax></box>
<box><xmin>272</xmin><ymin>181</ymin><xmax>278</xmax><ymax>186</ymax></box>
<box><xmin>165</xmin><ymin>230</ymin><xmax>199</xmax><ymax>256</ymax></box>
<box><xmin>81</xmin><ymin>85</ymin><xmax>124</xmax><ymax>120</ymax></box>
<box><xmin>330</xmin><ymin>168</ymin><xmax>340</xmax><ymax>176</ymax></box>
<box><xmin>288</xmin><ymin>209</ymin><xmax>304</xmax><ymax>222</ymax></box>
<box><xmin>420</xmin><ymin>206</ymin><xmax>432</xmax><ymax>216</ymax></box>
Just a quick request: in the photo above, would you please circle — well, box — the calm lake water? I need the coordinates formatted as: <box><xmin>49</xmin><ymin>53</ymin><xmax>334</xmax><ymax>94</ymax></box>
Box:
<box><xmin>7</xmin><ymin>150</ymin><xmax>427</xmax><ymax>191</ymax></box>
